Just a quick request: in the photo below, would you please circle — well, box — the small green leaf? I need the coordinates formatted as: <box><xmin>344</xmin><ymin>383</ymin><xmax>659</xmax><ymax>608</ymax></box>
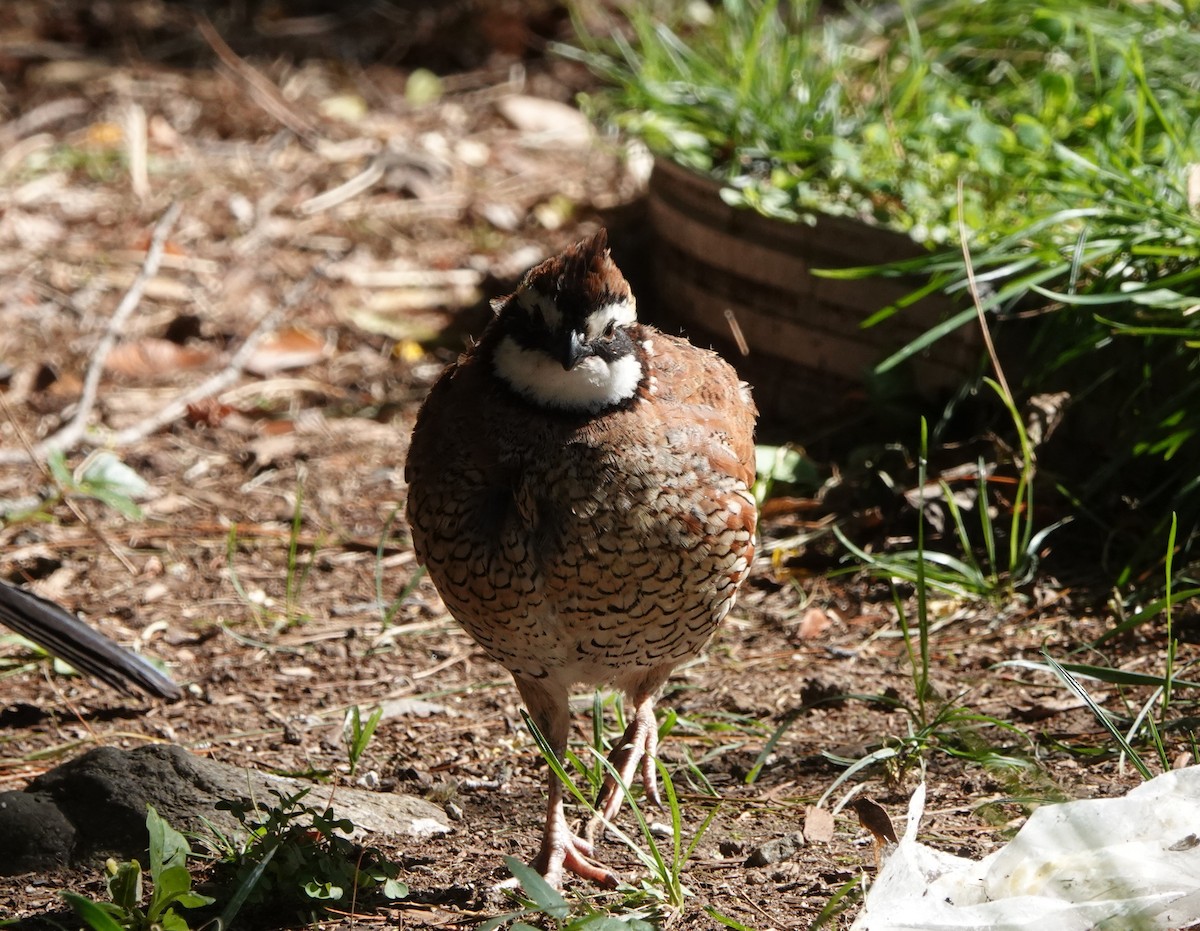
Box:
<box><xmin>405</xmin><ymin>68</ymin><xmax>443</xmax><ymax>106</ymax></box>
<box><xmin>105</xmin><ymin>859</ymin><xmax>142</xmax><ymax>911</ymax></box>
<box><xmin>47</xmin><ymin>449</ymin><xmax>72</xmax><ymax>488</ymax></box>
<box><xmin>146</xmin><ymin>804</ymin><xmax>189</xmax><ymax>875</ymax></box>
<box><xmin>175</xmin><ymin>891</ymin><xmax>217</xmax><ymax>909</ymax></box>
<box><xmin>79</xmin><ymin>451</ymin><xmax>151</xmax><ymax>500</ymax></box>
<box><xmin>148</xmin><ymin>864</ymin><xmax>195</xmax><ymax>917</ymax></box>
<box><xmin>61</xmin><ymin>893</ymin><xmax>127</xmax><ymax>931</ymax></box>
<box><xmin>158</xmin><ymin>909</ymin><xmax>192</xmax><ymax>931</ymax></box>
<box><xmin>503</xmin><ymin>856</ymin><xmax>569</xmax><ymax>920</ymax></box>
<box><xmin>304</xmin><ymin>880</ymin><xmax>344</xmax><ymax>901</ymax></box>
<box><xmin>78</xmin><ymin>484</ymin><xmax>144</xmax><ymax>520</ymax></box>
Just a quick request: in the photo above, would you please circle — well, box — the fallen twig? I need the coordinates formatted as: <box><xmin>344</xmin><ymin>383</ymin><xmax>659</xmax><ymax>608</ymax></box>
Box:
<box><xmin>125</xmin><ymin>102</ymin><xmax>149</xmax><ymax>202</ymax></box>
<box><xmin>197</xmin><ymin>15</ymin><xmax>319</xmax><ymax>144</ymax></box>
<box><xmin>296</xmin><ymin>154</ymin><xmax>386</xmax><ymax>215</ymax></box>
<box><xmin>0</xmin><ymin>202</ymin><xmax>183</xmax><ymax>464</ymax></box>
<box><xmin>0</xmin><ymin>97</ymin><xmax>89</xmax><ymax>152</ymax></box>
<box><xmin>102</xmin><ymin>268</ymin><xmax>326</xmax><ymax>448</ymax></box>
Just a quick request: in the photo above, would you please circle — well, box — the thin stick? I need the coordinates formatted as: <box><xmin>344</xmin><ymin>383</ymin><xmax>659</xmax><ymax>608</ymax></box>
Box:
<box><xmin>0</xmin><ymin>388</ymin><xmax>137</xmax><ymax>574</ymax></box>
<box><xmin>125</xmin><ymin>102</ymin><xmax>149</xmax><ymax>202</ymax></box>
<box><xmin>723</xmin><ymin>307</ymin><xmax>750</xmax><ymax>357</ymax></box>
<box><xmin>956</xmin><ymin>177</ymin><xmax>1010</xmax><ymax>401</ymax></box>
<box><xmin>197</xmin><ymin>15</ymin><xmax>318</xmax><ymax>143</ymax></box>
<box><xmin>0</xmin><ymin>201</ymin><xmax>182</xmax><ymax>464</ymax></box>
<box><xmin>297</xmin><ymin>155</ymin><xmax>386</xmax><ymax>215</ymax></box>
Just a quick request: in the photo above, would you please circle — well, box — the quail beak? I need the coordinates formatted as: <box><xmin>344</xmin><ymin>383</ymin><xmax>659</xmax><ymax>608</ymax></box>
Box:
<box><xmin>561</xmin><ymin>329</ymin><xmax>591</xmax><ymax>371</ymax></box>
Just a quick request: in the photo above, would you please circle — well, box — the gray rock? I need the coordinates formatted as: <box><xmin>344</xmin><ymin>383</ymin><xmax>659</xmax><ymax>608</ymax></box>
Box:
<box><xmin>744</xmin><ymin>830</ymin><xmax>806</xmax><ymax>867</ymax></box>
<box><xmin>0</xmin><ymin>744</ymin><xmax>451</xmax><ymax>875</ymax></box>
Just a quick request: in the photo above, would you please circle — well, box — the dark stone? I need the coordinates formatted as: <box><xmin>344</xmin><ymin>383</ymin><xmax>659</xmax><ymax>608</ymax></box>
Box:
<box><xmin>1</xmin><ymin>744</ymin><xmax>452</xmax><ymax>876</ymax></box>
<box><xmin>0</xmin><ymin>790</ymin><xmax>76</xmax><ymax>873</ymax></box>
<box><xmin>744</xmin><ymin>830</ymin><xmax>806</xmax><ymax>867</ymax></box>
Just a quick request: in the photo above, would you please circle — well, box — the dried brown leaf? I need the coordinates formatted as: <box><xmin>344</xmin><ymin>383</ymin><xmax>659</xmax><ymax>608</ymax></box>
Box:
<box><xmin>106</xmin><ymin>337</ymin><xmax>212</xmax><ymax>379</ymax></box>
<box><xmin>797</xmin><ymin>606</ymin><xmax>833</xmax><ymax>640</ymax></box>
<box><xmin>803</xmin><ymin>805</ymin><xmax>836</xmax><ymax>843</ymax></box>
<box><xmin>245</xmin><ymin>326</ymin><xmax>328</xmax><ymax>375</ymax></box>
<box><xmin>185</xmin><ymin>398</ymin><xmax>234</xmax><ymax>427</ymax></box>
<box><xmin>850</xmin><ymin>797</ymin><xmax>898</xmax><ymax>845</ymax></box>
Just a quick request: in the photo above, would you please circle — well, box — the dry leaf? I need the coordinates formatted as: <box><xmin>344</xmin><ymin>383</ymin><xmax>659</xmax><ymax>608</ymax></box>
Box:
<box><xmin>797</xmin><ymin>605</ymin><xmax>833</xmax><ymax>639</ymax></box>
<box><xmin>378</xmin><ymin>697</ymin><xmax>449</xmax><ymax>718</ymax></box>
<box><xmin>803</xmin><ymin>805</ymin><xmax>836</xmax><ymax>843</ymax></box>
<box><xmin>495</xmin><ymin>95</ymin><xmax>593</xmax><ymax>147</ymax></box>
<box><xmin>247</xmin><ymin>432</ymin><xmax>300</xmax><ymax>470</ymax></box>
<box><xmin>106</xmin><ymin>337</ymin><xmax>212</xmax><ymax>378</ymax></box>
<box><xmin>245</xmin><ymin>326</ymin><xmax>328</xmax><ymax>375</ymax></box>
<box><xmin>341</xmin><ymin>298</ymin><xmax>458</xmax><ymax>341</ymax></box>
<box><xmin>759</xmin><ymin>495</ymin><xmax>824</xmax><ymax>519</ymax></box>
<box><xmin>86</xmin><ymin>121</ymin><xmax>123</xmax><ymax>147</ymax></box>
<box><xmin>186</xmin><ymin>398</ymin><xmax>234</xmax><ymax>427</ymax></box>
<box><xmin>260</xmin><ymin>419</ymin><xmax>297</xmax><ymax>437</ymax></box>
<box><xmin>850</xmin><ymin>797</ymin><xmax>898</xmax><ymax>845</ymax></box>
<box><xmin>130</xmin><ymin>232</ymin><xmax>186</xmax><ymax>255</ymax></box>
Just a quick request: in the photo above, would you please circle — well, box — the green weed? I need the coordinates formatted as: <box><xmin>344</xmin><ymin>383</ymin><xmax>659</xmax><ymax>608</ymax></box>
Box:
<box><xmin>343</xmin><ymin>704</ymin><xmax>383</xmax><ymax>777</ymax></box>
<box><xmin>224</xmin><ymin>480</ymin><xmax>323</xmax><ymax>629</ymax></box>
<box><xmin>47</xmin><ymin>449</ymin><xmax>147</xmax><ymax>521</ymax></box>
<box><xmin>62</xmin><ymin>805</ymin><xmax>214</xmax><ymax>931</ymax></box>
<box><xmin>206</xmin><ymin>788</ymin><xmax>407</xmax><ymax>924</ymax></box>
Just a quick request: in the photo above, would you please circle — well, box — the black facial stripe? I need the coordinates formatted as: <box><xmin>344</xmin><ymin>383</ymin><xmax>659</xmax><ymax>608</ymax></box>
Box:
<box><xmin>505</xmin><ymin>306</ymin><xmax>554</xmax><ymax>353</ymax></box>
<box><xmin>591</xmin><ymin>328</ymin><xmax>635</xmax><ymax>362</ymax></box>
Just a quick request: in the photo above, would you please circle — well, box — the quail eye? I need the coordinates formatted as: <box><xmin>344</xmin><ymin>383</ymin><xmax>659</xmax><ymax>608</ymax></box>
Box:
<box><xmin>602</xmin><ymin>321</ymin><xmax>617</xmax><ymax>340</ymax></box>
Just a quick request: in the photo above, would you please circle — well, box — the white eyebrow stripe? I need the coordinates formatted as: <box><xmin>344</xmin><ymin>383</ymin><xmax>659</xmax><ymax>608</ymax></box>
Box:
<box><xmin>585</xmin><ymin>300</ymin><xmax>637</xmax><ymax>340</ymax></box>
<box><xmin>517</xmin><ymin>288</ymin><xmax>563</xmax><ymax>329</ymax></box>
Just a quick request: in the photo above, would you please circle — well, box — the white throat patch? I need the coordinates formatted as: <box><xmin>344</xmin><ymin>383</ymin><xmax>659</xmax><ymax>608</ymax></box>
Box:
<box><xmin>493</xmin><ymin>336</ymin><xmax>643</xmax><ymax>413</ymax></box>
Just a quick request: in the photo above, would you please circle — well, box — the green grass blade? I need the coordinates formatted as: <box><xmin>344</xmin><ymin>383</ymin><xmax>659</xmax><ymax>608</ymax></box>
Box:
<box><xmin>998</xmin><ymin>659</ymin><xmax>1200</xmax><ymax>690</ymax></box>
<box><xmin>1040</xmin><ymin>652</ymin><xmax>1153</xmax><ymax>780</ymax></box>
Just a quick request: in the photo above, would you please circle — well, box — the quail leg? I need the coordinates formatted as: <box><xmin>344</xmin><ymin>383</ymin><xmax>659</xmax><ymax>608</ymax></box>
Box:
<box><xmin>587</xmin><ymin>693</ymin><xmax>663</xmax><ymax>842</ymax></box>
<box><xmin>516</xmin><ymin>676</ymin><xmax>619</xmax><ymax>889</ymax></box>
<box><xmin>530</xmin><ymin>770</ymin><xmax>618</xmax><ymax>889</ymax></box>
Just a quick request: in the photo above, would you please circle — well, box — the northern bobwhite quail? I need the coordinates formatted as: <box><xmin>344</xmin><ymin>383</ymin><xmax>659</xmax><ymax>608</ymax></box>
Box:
<box><xmin>404</xmin><ymin>229</ymin><xmax>757</xmax><ymax>888</ymax></box>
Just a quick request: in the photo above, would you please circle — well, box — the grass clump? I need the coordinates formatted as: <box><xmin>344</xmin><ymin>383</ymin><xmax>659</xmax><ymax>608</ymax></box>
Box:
<box><xmin>565</xmin><ymin>0</ymin><xmax>1199</xmax><ymax>246</ymax></box>
<box><xmin>565</xmin><ymin>0</ymin><xmax>1200</xmax><ymax>585</ymax></box>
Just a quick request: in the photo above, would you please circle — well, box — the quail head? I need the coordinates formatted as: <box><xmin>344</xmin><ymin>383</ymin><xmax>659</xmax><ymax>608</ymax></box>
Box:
<box><xmin>404</xmin><ymin>229</ymin><xmax>757</xmax><ymax>888</ymax></box>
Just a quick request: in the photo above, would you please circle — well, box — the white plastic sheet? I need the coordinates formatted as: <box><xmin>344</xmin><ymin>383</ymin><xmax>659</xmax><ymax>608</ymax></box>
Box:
<box><xmin>851</xmin><ymin>766</ymin><xmax>1200</xmax><ymax>930</ymax></box>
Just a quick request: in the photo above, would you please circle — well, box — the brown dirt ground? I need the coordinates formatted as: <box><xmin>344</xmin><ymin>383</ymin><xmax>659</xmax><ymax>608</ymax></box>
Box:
<box><xmin>0</xmin><ymin>4</ymin><xmax>1188</xmax><ymax>929</ymax></box>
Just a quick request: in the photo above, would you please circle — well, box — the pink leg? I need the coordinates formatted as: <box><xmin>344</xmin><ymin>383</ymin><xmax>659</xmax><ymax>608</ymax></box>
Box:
<box><xmin>588</xmin><ymin>694</ymin><xmax>663</xmax><ymax>841</ymax></box>
<box><xmin>530</xmin><ymin>769</ymin><xmax>618</xmax><ymax>889</ymax></box>
<box><xmin>515</xmin><ymin>676</ymin><xmax>619</xmax><ymax>889</ymax></box>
